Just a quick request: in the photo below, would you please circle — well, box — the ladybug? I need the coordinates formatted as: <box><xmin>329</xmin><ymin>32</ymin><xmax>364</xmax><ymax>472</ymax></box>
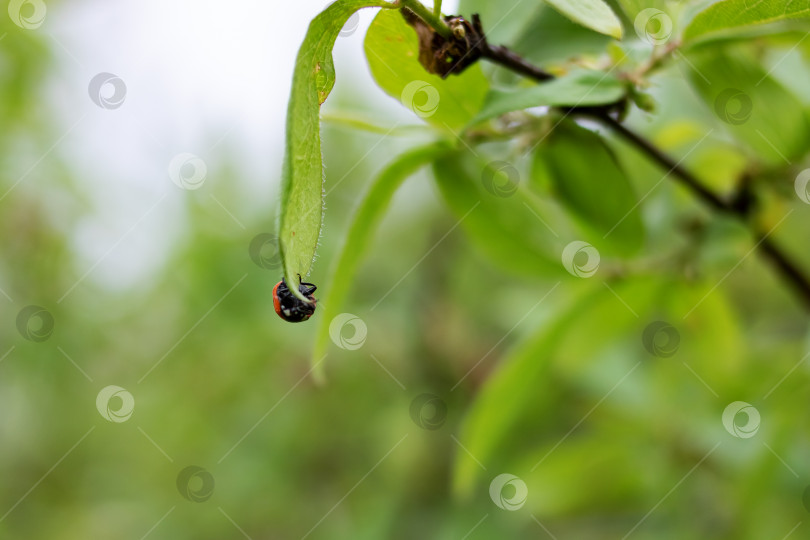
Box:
<box><xmin>272</xmin><ymin>277</ymin><xmax>317</xmax><ymax>322</ymax></box>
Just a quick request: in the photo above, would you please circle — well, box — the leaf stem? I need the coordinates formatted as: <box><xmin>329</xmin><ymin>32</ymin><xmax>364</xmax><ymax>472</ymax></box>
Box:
<box><xmin>397</xmin><ymin>0</ymin><xmax>451</xmax><ymax>39</ymax></box>
<box><xmin>321</xmin><ymin>112</ymin><xmax>430</xmax><ymax>136</ymax></box>
<box><xmin>434</xmin><ymin>0</ymin><xmax>442</xmax><ymax>18</ymax></box>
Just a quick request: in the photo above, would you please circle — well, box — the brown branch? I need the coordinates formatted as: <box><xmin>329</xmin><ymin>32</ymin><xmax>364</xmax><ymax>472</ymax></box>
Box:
<box><xmin>756</xmin><ymin>236</ymin><xmax>810</xmax><ymax>304</ymax></box>
<box><xmin>471</xmin><ymin>15</ymin><xmax>554</xmax><ymax>81</ymax></box>
<box><xmin>594</xmin><ymin>114</ymin><xmax>728</xmax><ymax>212</ymax></box>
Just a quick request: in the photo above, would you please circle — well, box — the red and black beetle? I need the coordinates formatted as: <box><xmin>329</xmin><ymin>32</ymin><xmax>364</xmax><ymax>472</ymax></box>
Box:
<box><xmin>272</xmin><ymin>277</ymin><xmax>317</xmax><ymax>323</ymax></box>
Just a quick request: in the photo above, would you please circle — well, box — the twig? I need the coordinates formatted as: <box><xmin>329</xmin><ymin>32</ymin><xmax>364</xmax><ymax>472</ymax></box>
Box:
<box><xmin>593</xmin><ymin>114</ymin><xmax>727</xmax><ymax>212</ymax></box>
<box><xmin>756</xmin><ymin>236</ymin><xmax>810</xmax><ymax>304</ymax></box>
<box><xmin>472</xmin><ymin>15</ymin><xmax>554</xmax><ymax>81</ymax></box>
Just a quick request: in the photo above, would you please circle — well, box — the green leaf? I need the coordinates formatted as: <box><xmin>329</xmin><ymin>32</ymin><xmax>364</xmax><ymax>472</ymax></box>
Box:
<box><xmin>278</xmin><ymin>0</ymin><xmax>389</xmax><ymax>300</ymax></box>
<box><xmin>542</xmin><ymin>0</ymin><xmax>623</xmax><ymax>39</ymax></box>
<box><xmin>667</xmin><ymin>283</ymin><xmax>745</xmax><ymax>391</ymax></box>
<box><xmin>533</xmin><ymin>120</ymin><xmax>644</xmax><ymax>255</ymax></box>
<box><xmin>684</xmin><ymin>0</ymin><xmax>810</xmax><ymax>43</ymax></box>
<box><xmin>614</xmin><ymin>0</ymin><xmax>668</xmax><ymax>20</ymax></box>
<box><xmin>320</xmin><ymin>112</ymin><xmax>430</xmax><ymax>136</ymax></box>
<box><xmin>457</xmin><ymin>0</ymin><xmax>543</xmax><ymax>45</ymax></box>
<box><xmin>364</xmin><ymin>9</ymin><xmax>489</xmax><ymax>131</ymax></box>
<box><xmin>452</xmin><ymin>288</ymin><xmax>588</xmax><ymax>497</ymax></box>
<box><xmin>453</xmin><ymin>278</ymin><xmax>666</xmax><ymax>496</ymax></box>
<box><xmin>521</xmin><ymin>423</ymin><xmax>654</xmax><ymax>515</ymax></box>
<box><xmin>432</xmin><ymin>149</ymin><xmax>564</xmax><ymax>278</ymax></box>
<box><xmin>511</xmin><ymin>5</ymin><xmax>613</xmax><ymax>67</ymax></box>
<box><xmin>312</xmin><ymin>142</ymin><xmax>451</xmax><ymax>375</ymax></box>
<box><xmin>471</xmin><ymin>69</ymin><xmax>625</xmax><ymax>124</ymax></box>
<box><xmin>685</xmin><ymin>45</ymin><xmax>810</xmax><ymax>166</ymax></box>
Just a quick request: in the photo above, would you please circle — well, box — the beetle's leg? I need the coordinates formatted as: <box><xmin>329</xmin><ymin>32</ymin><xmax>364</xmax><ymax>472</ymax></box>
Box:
<box><xmin>300</xmin><ymin>281</ymin><xmax>317</xmax><ymax>290</ymax></box>
<box><xmin>302</xmin><ymin>284</ymin><xmax>317</xmax><ymax>295</ymax></box>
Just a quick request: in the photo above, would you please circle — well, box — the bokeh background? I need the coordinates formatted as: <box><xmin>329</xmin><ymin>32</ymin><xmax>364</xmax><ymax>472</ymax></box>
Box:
<box><xmin>2</xmin><ymin>0</ymin><xmax>810</xmax><ymax>538</ymax></box>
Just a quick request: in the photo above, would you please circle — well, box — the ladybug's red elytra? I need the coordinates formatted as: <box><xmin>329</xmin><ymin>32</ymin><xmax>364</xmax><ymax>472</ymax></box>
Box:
<box><xmin>272</xmin><ymin>277</ymin><xmax>317</xmax><ymax>323</ymax></box>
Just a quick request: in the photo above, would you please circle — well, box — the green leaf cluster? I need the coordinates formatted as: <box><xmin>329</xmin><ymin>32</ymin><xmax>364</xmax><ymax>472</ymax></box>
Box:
<box><xmin>276</xmin><ymin>2</ymin><xmax>810</xmax><ymax>530</ymax></box>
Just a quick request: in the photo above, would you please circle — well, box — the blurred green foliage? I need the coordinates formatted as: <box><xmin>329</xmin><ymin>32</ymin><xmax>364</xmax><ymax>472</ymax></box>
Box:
<box><xmin>3</xmin><ymin>1</ymin><xmax>810</xmax><ymax>539</ymax></box>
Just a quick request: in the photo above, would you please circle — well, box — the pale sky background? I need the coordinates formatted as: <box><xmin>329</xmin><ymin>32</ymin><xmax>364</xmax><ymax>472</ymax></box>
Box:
<box><xmin>30</xmin><ymin>0</ymin><xmax>458</xmax><ymax>292</ymax></box>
